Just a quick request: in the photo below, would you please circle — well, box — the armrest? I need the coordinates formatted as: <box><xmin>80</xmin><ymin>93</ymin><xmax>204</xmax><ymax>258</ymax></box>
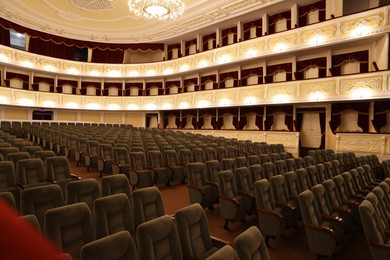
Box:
<box><xmin>333</xmin><ymin>206</ymin><xmax>353</xmax><ymax>216</ymax></box>
<box><xmin>187</xmin><ymin>184</ymin><xmax>206</xmax><ymax>194</ymax></box>
<box><xmin>303</xmin><ymin>223</ymin><xmax>336</xmax><ymax>239</ymax></box>
<box><xmin>211</xmin><ymin>235</ymin><xmax>230</xmax><ymax>248</ymax></box>
<box><xmin>71</xmin><ymin>174</ymin><xmax>81</xmax><ymax>180</ymax></box>
<box><xmin>384</xmin><ymin>229</ymin><xmax>390</xmax><ymax>236</ymax></box>
<box><xmin>276</xmin><ymin>201</ymin><xmax>296</xmax><ymax>211</ymax></box>
<box><xmin>369</xmin><ymin>241</ymin><xmax>390</xmax><ymax>250</ymax></box>
<box><xmin>258</xmin><ymin>208</ymin><xmax>283</xmax><ymax>220</ymax></box>
<box><xmin>238</xmin><ymin>190</ymin><xmax>255</xmax><ymax>199</ymax></box>
<box><xmin>322</xmin><ymin>214</ymin><xmax>346</xmax><ymax>228</ymax></box>
<box><xmin>206</xmin><ymin>180</ymin><xmax>218</xmax><ymax>188</ymax></box>
<box><xmin>219</xmin><ymin>195</ymin><xmax>240</xmax><ymax>206</ymax></box>
<box><xmin>17</xmin><ymin>183</ymin><xmax>26</xmax><ymax>190</ymax></box>
<box><xmin>342</xmin><ymin>199</ymin><xmax>359</xmax><ymax>207</ymax></box>
<box><xmin>289</xmin><ymin>194</ymin><xmax>299</xmax><ymax>201</ymax></box>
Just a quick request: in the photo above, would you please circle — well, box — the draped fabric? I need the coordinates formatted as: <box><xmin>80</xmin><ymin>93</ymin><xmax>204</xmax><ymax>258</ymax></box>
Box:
<box><xmin>373</xmin><ymin>101</ymin><xmax>390</xmax><ymax>132</ymax></box>
<box><xmin>185</xmin><ymin>39</ymin><xmax>197</xmax><ymax>55</ymax></box>
<box><xmin>183</xmin><ymin>78</ymin><xmax>198</xmax><ymax>92</ymax></box>
<box><xmin>167</xmin><ymin>43</ymin><xmax>181</xmax><ymax>60</ymax></box>
<box><xmin>165</xmin><ymin>80</ymin><xmax>181</xmax><ymax>94</ymax></box>
<box><xmin>91</xmin><ymin>48</ymin><xmax>124</xmax><ymax>64</ymax></box>
<box><xmin>32</xmin><ymin>76</ymin><xmax>55</xmax><ymax>92</ymax></box>
<box><xmin>200</xmin><ymin>75</ymin><xmax>217</xmax><ymax>90</ymax></box>
<box><xmin>331</xmin><ymin>50</ymin><xmax>369</xmax><ymax>76</ymax></box>
<box><xmin>241</xmin><ymin>67</ymin><xmax>263</xmax><ymax>86</ymax></box>
<box><xmin>181</xmin><ymin>109</ymin><xmax>197</xmax><ymax>129</ymax></box>
<box><xmin>198</xmin><ymin>108</ymin><xmax>217</xmax><ymax>129</ymax></box>
<box><xmin>239</xmin><ymin>106</ymin><xmax>264</xmax><ymax>130</ymax></box>
<box><xmin>5</xmin><ymin>72</ymin><xmax>29</xmax><ymax>90</ymax></box>
<box><xmin>0</xmin><ymin>25</ymin><xmax>10</xmax><ymax>46</ymax></box>
<box><xmin>145</xmin><ymin>82</ymin><xmax>163</xmax><ymax>95</ymax></box>
<box><xmin>243</xmin><ymin>19</ymin><xmax>262</xmax><ymax>40</ymax></box>
<box><xmin>295</xmin><ymin>57</ymin><xmax>327</xmax><ymax>80</ymax></box>
<box><xmin>202</xmin><ymin>33</ymin><xmax>216</xmax><ymax>51</ymax></box>
<box><xmin>163</xmin><ymin>110</ymin><xmax>181</xmax><ymax>129</ymax></box>
<box><xmin>265</xmin><ymin>63</ymin><xmax>293</xmax><ymax>83</ymax></box>
<box><xmin>80</xmin><ymin>81</ymin><xmax>101</xmax><ymax>96</ymax></box>
<box><xmin>219</xmin><ymin>71</ymin><xmax>238</xmax><ymax>88</ymax></box>
<box><xmin>103</xmin><ymin>82</ymin><xmax>123</xmax><ymax>96</ymax></box>
<box><xmin>57</xmin><ymin>79</ymin><xmax>78</xmax><ymax>94</ymax></box>
<box><xmin>298</xmin><ymin>0</ymin><xmax>326</xmax><ymax>26</ymax></box>
<box><xmin>124</xmin><ymin>82</ymin><xmax>143</xmax><ymax>96</ymax></box>
<box><xmin>0</xmin><ymin>18</ymin><xmax>163</xmax><ymax>51</ymax></box>
<box><xmin>221</xmin><ymin>27</ymin><xmax>237</xmax><ymax>46</ymax></box>
<box><xmin>217</xmin><ymin>107</ymin><xmax>239</xmax><ymax>129</ymax></box>
<box><xmin>268</xmin><ymin>11</ymin><xmax>291</xmax><ymax>34</ymax></box>
<box><xmin>29</xmin><ymin>37</ymin><xmax>76</xmax><ymax>60</ymax></box>
<box><xmin>329</xmin><ymin>102</ymin><xmax>370</xmax><ymax>133</ymax></box>
<box><xmin>295</xmin><ymin>108</ymin><xmax>326</xmax><ymax>148</ymax></box>
<box><xmin>264</xmin><ymin>105</ymin><xmax>294</xmax><ymax>131</ymax></box>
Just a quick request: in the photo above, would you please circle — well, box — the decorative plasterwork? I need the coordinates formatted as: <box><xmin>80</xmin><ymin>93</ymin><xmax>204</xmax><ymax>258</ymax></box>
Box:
<box><xmin>339</xmin><ymin>76</ymin><xmax>382</xmax><ymax>96</ymax></box>
<box><xmin>267</xmin><ymin>84</ymin><xmax>298</xmax><ymax>100</ymax></box>
<box><xmin>341</xmin><ymin>12</ymin><xmax>384</xmax><ymax>35</ymax></box>
<box><xmin>300</xmin><ymin>81</ymin><xmax>336</xmax><ymax>98</ymax></box>
<box><xmin>300</xmin><ymin>25</ymin><xmax>337</xmax><ymax>45</ymax></box>
<box><xmin>338</xmin><ymin>136</ymin><xmax>380</xmax><ymax>153</ymax></box>
<box><xmin>71</xmin><ymin>0</ymin><xmax>114</xmax><ymax>11</ymax></box>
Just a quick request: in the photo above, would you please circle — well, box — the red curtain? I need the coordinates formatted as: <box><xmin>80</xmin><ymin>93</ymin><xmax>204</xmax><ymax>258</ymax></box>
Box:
<box><xmin>32</xmin><ymin>76</ymin><xmax>55</xmax><ymax>92</ymax></box>
<box><xmin>181</xmin><ymin>109</ymin><xmax>197</xmax><ymax>129</ymax></box>
<box><xmin>0</xmin><ymin>25</ymin><xmax>10</xmax><ymax>46</ymax></box>
<box><xmin>219</xmin><ymin>71</ymin><xmax>239</xmax><ymax>88</ymax></box>
<box><xmin>80</xmin><ymin>81</ymin><xmax>101</xmax><ymax>96</ymax></box>
<box><xmin>185</xmin><ymin>39</ymin><xmax>197</xmax><ymax>55</ymax></box>
<box><xmin>103</xmin><ymin>82</ymin><xmax>123</xmax><ymax>96</ymax></box>
<box><xmin>163</xmin><ymin>110</ymin><xmax>181</xmax><ymax>129</ymax></box>
<box><xmin>124</xmin><ymin>82</ymin><xmax>143</xmax><ymax>96</ymax></box>
<box><xmin>167</xmin><ymin>43</ymin><xmax>181</xmax><ymax>60</ymax></box>
<box><xmin>329</xmin><ymin>102</ymin><xmax>370</xmax><ymax>133</ymax></box>
<box><xmin>217</xmin><ymin>107</ymin><xmax>239</xmax><ymax>129</ymax></box>
<box><xmin>239</xmin><ymin>106</ymin><xmax>264</xmax><ymax>130</ymax></box>
<box><xmin>202</xmin><ymin>33</ymin><xmax>216</xmax><ymax>50</ymax></box>
<box><xmin>299</xmin><ymin>0</ymin><xmax>326</xmax><ymax>27</ymax></box>
<box><xmin>268</xmin><ymin>11</ymin><xmax>291</xmax><ymax>34</ymax></box>
<box><xmin>57</xmin><ymin>79</ymin><xmax>78</xmax><ymax>94</ymax></box>
<box><xmin>145</xmin><ymin>82</ymin><xmax>163</xmax><ymax>95</ymax></box>
<box><xmin>165</xmin><ymin>80</ymin><xmax>181</xmax><ymax>94</ymax></box>
<box><xmin>221</xmin><ymin>27</ymin><xmax>237</xmax><ymax>46</ymax></box>
<box><xmin>373</xmin><ymin>101</ymin><xmax>390</xmax><ymax>132</ymax></box>
<box><xmin>200</xmin><ymin>75</ymin><xmax>217</xmax><ymax>90</ymax></box>
<box><xmin>5</xmin><ymin>72</ymin><xmax>29</xmax><ymax>90</ymax></box>
<box><xmin>241</xmin><ymin>67</ymin><xmax>263</xmax><ymax>86</ymax></box>
<box><xmin>29</xmin><ymin>37</ymin><xmax>75</xmax><ymax>60</ymax></box>
<box><xmin>91</xmin><ymin>48</ymin><xmax>124</xmax><ymax>64</ymax></box>
<box><xmin>265</xmin><ymin>105</ymin><xmax>294</xmax><ymax>131</ymax></box>
<box><xmin>331</xmin><ymin>50</ymin><xmax>369</xmax><ymax>76</ymax></box>
<box><xmin>265</xmin><ymin>63</ymin><xmax>292</xmax><ymax>83</ymax></box>
<box><xmin>198</xmin><ymin>108</ymin><xmax>217</xmax><ymax>130</ymax></box>
<box><xmin>183</xmin><ymin>78</ymin><xmax>198</xmax><ymax>92</ymax></box>
<box><xmin>243</xmin><ymin>19</ymin><xmax>262</xmax><ymax>41</ymax></box>
<box><xmin>296</xmin><ymin>57</ymin><xmax>327</xmax><ymax>80</ymax></box>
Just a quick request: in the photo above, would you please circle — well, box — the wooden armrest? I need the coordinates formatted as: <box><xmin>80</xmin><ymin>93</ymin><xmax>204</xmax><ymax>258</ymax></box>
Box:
<box><xmin>342</xmin><ymin>199</ymin><xmax>359</xmax><ymax>206</ymax></box>
<box><xmin>183</xmin><ymin>254</ymin><xmax>198</xmax><ymax>260</ymax></box>
<box><xmin>219</xmin><ymin>195</ymin><xmax>240</xmax><ymax>206</ymax></box>
<box><xmin>71</xmin><ymin>174</ymin><xmax>81</xmax><ymax>180</ymax></box>
<box><xmin>303</xmin><ymin>223</ymin><xmax>336</xmax><ymax>239</ymax></box>
<box><xmin>333</xmin><ymin>206</ymin><xmax>353</xmax><ymax>216</ymax></box>
<box><xmin>384</xmin><ymin>229</ymin><xmax>390</xmax><ymax>236</ymax></box>
<box><xmin>276</xmin><ymin>201</ymin><xmax>296</xmax><ymax>211</ymax></box>
<box><xmin>289</xmin><ymin>195</ymin><xmax>299</xmax><ymax>201</ymax></box>
<box><xmin>238</xmin><ymin>190</ymin><xmax>254</xmax><ymax>199</ymax></box>
<box><xmin>369</xmin><ymin>241</ymin><xmax>390</xmax><ymax>250</ymax></box>
<box><xmin>351</xmin><ymin>194</ymin><xmax>365</xmax><ymax>200</ymax></box>
<box><xmin>211</xmin><ymin>235</ymin><xmax>230</xmax><ymax>248</ymax></box>
<box><xmin>258</xmin><ymin>208</ymin><xmax>283</xmax><ymax>220</ymax></box>
<box><xmin>16</xmin><ymin>183</ymin><xmax>26</xmax><ymax>190</ymax></box>
<box><xmin>187</xmin><ymin>184</ymin><xmax>206</xmax><ymax>194</ymax></box>
<box><xmin>322</xmin><ymin>214</ymin><xmax>345</xmax><ymax>227</ymax></box>
<box><xmin>206</xmin><ymin>180</ymin><xmax>218</xmax><ymax>188</ymax></box>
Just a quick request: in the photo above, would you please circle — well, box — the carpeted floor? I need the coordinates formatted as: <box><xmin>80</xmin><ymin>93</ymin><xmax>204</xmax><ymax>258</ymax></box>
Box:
<box><xmin>72</xmin><ymin>160</ymin><xmax>372</xmax><ymax>260</ymax></box>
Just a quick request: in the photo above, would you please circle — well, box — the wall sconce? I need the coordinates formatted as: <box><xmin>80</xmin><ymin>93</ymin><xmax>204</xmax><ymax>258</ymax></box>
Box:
<box><xmin>218</xmin><ymin>54</ymin><xmax>232</xmax><ymax>64</ymax></box>
<box><xmin>0</xmin><ymin>96</ymin><xmax>9</xmax><ymax>104</ymax></box>
<box><xmin>42</xmin><ymin>100</ymin><xmax>55</xmax><ymax>107</ymax></box>
<box><xmin>198</xmin><ymin>60</ymin><xmax>208</xmax><ymax>68</ymax></box>
<box><xmin>127</xmin><ymin>104</ymin><xmax>139</xmax><ymax>110</ymax></box>
<box><xmin>44</xmin><ymin>65</ymin><xmax>56</xmax><ymax>72</ymax></box>
<box><xmin>18</xmin><ymin>98</ymin><xmax>34</xmax><ymax>106</ymax></box>
<box><xmin>244</xmin><ymin>96</ymin><xmax>257</xmax><ymax>105</ymax></box>
<box><xmin>246</xmin><ymin>48</ymin><xmax>257</xmax><ymax>58</ymax></box>
<box><xmin>107</xmin><ymin>104</ymin><xmax>120</xmax><ymax>110</ymax></box>
<box><xmin>179</xmin><ymin>102</ymin><xmax>189</xmax><ymax>109</ymax></box>
<box><xmin>128</xmin><ymin>70</ymin><xmax>139</xmax><ymax>77</ymax></box>
<box><xmin>352</xmin><ymin>87</ymin><xmax>371</xmax><ymax>99</ymax></box>
<box><xmin>219</xmin><ymin>98</ymin><xmax>231</xmax><ymax>106</ymax></box>
<box><xmin>146</xmin><ymin>69</ymin><xmax>156</xmax><ymax>76</ymax></box>
<box><xmin>86</xmin><ymin>103</ymin><xmax>101</xmax><ymax>109</ymax></box>
<box><xmin>66</xmin><ymin>102</ymin><xmax>79</xmax><ymax>109</ymax></box>
<box><xmin>272</xmin><ymin>94</ymin><xmax>289</xmax><ymax>103</ymax></box>
<box><xmin>145</xmin><ymin>103</ymin><xmax>157</xmax><ymax>110</ymax></box>
<box><xmin>197</xmin><ymin>100</ymin><xmax>209</xmax><ymax>107</ymax></box>
<box><xmin>21</xmin><ymin>60</ymin><xmax>33</xmax><ymax>68</ymax></box>
<box><xmin>0</xmin><ymin>54</ymin><xmax>9</xmax><ymax>62</ymax></box>
<box><xmin>352</xmin><ymin>19</ymin><xmax>370</xmax><ymax>37</ymax></box>
<box><xmin>164</xmin><ymin>68</ymin><xmax>173</xmax><ymax>75</ymax></box>
<box><xmin>310</xmin><ymin>91</ymin><xmax>325</xmax><ymax>101</ymax></box>
<box><xmin>180</xmin><ymin>64</ymin><xmax>189</xmax><ymax>72</ymax></box>
<box><xmin>107</xmin><ymin>70</ymin><xmax>121</xmax><ymax>77</ymax></box>
<box><xmin>162</xmin><ymin>103</ymin><xmax>172</xmax><ymax>109</ymax></box>
<box><xmin>68</xmin><ymin>68</ymin><xmax>79</xmax><ymax>75</ymax></box>
<box><xmin>274</xmin><ymin>41</ymin><xmax>288</xmax><ymax>52</ymax></box>
<box><xmin>90</xmin><ymin>70</ymin><xmax>100</xmax><ymax>76</ymax></box>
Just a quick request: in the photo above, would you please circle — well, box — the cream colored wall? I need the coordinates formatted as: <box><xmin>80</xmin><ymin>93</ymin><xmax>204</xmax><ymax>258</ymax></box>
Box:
<box><xmin>57</xmin><ymin>111</ymin><xmax>77</xmax><ymax>121</ymax></box>
<box><xmin>104</xmin><ymin>113</ymin><xmax>122</xmax><ymax>124</ymax></box>
<box><xmin>80</xmin><ymin>112</ymin><xmax>101</xmax><ymax>122</ymax></box>
<box><xmin>4</xmin><ymin>108</ymin><xmax>28</xmax><ymax>120</ymax></box>
<box><xmin>374</xmin><ymin>35</ymin><xmax>388</xmax><ymax>70</ymax></box>
<box><xmin>125</xmin><ymin>112</ymin><xmax>144</xmax><ymax>127</ymax></box>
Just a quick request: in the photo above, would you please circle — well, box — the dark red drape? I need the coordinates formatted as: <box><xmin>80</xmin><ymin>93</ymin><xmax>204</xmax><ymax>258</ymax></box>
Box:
<box><xmin>296</xmin><ymin>57</ymin><xmax>327</xmax><ymax>80</ymax></box>
<box><xmin>32</xmin><ymin>76</ymin><xmax>55</xmax><ymax>92</ymax></box>
<box><xmin>165</xmin><ymin>80</ymin><xmax>181</xmax><ymax>94</ymax></box>
<box><xmin>243</xmin><ymin>19</ymin><xmax>262</xmax><ymax>41</ymax></box>
<box><xmin>91</xmin><ymin>48</ymin><xmax>124</xmax><ymax>64</ymax></box>
<box><xmin>239</xmin><ymin>106</ymin><xmax>264</xmax><ymax>130</ymax></box>
<box><xmin>185</xmin><ymin>39</ymin><xmax>197</xmax><ymax>55</ymax></box>
<box><xmin>145</xmin><ymin>82</ymin><xmax>163</xmax><ymax>95</ymax></box>
<box><xmin>124</xmin><ymin>82</ymin><xmax>143</xmax><ymax>96</ymax></box>
<box><xmin>219</xmin><ymin>71</ymin><xmax>239</xmax><ymax>88</ymax></box>
<box><xmin>183</xmin><ymin>78</ymin><xmax>198</xmax><ymax>92</ymax></box>
<box><xmin>217</xmin><ymin>107</ymin><xmax>239</xmax><ymax>129</ymax></box>
<box><xmin>200</xmin><ymin>75</ymin><xmax>217</xmax><ymax>90</ymax></box>
<box><xmin>103</xmin><ymin>82</ymin><xmax>123</xmax><ymax>96</ymax></box>
<box><xmin>28</xmin><ymin>37</ymin><xmax>75</xmax><ymax>60</ymax></box>
<box><xmin>329</xmin><ymin>102</ymin><xmax>370</xmax><ymax>133</ymax></box>
<box><xmin>298</xmin><ymin>0</ymin><xmax>326</xmax><ymax>27</ymax></box>
<box><xmin>266</xmin><ymin>63</ymin><xmax>293</xmax><ymax>83</ymax></box>
<box><xmin>268</xmin><ymin>11</ymin><xmax>291</xmax><ymax>34</ymax></box>
<box><xmin>181</xmin><ymin>109</ymin><xmax>197</xmax><ymax>129</ymax></box>
<box><xmin>168</xmin><ymin>43</ymin><xmax>181</xmax><ymax>60</ymax></box>
<box><xmin>5</xmin><ymin>72</ymin><xmax>29</xmax><ymax>90</ymax></box>
<box><xmin>265</xmin><ymin>105</ymin><xmax>294</xmax><ymax>131</ymax></box>
<box><xmin>241</xmin><ymin>67</ymin><xmax>263</xmax><ymax>86</ymax></box>
<box><xmin>0</xmin><ymin>25</ymin><xmax>10</xmax><ymax>46</ymax></box>
<box><xmin>373</xmin><ymin>100</ymin><xmax>390</xmax><ymax>132</ymax></box>
<box><xmin>221</xmin><ymin>27</ymin><xmax>237</xmax><ymax>46</ymax></box>
<box><xmin>198</xmin><ymin>108</ymin><xmax>217</xmax><ymax>130</ymax></box>
<box><xmin>202</xmin><ymin>33</ymin><xmax>216</xmax><ymax>50</ymax></box>
<box><xmin>57</xmin><ymin>79</ymin><xmax>78</xmax><ymax>94</ymax></box>
<box><xmin>80</xmin><ymin>81</ymin><xmax>101</xmax><ymax>96</ymax></box>
<box><xmin>331</xmin><ymin>50</ymin><xmax>369</xmax><ymax>76</ymax></box>
<box><xmin>163</xmin><ymin>110</ymin><xmax>181</xmax><ymax>129</ymax></box>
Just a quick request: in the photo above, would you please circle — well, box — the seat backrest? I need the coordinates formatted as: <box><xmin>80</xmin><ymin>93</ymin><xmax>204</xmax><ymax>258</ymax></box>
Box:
<box><xmin>22</xmin><ymin>146</ymin><xmax>42</xmax><ymax>157</ymax></box>
<box><xmin>179</xmin><ymin>148</ymin><xmax>192</xmax><ymax>165</ymax></box>
<box><xmin>6</xmin><ymin>152</ymin><xmax>31</xmax><ymax>167</ymax></box>
<box><xmin>249</xmin><ymin>164</ymin><xmax>264</xmax><ymax>182</ymax></box>
<box><xmin>274</xmin><ymin>160</ymin><xmax>287</xmax><ymax>175</ymax></box>
<box><xmin>234</xmin><ymin>157</ymin><xmax>248</xmax><ymax>169</ymax></box>
<box><xmin>296</xmin><ymin>168</ymin><xmax>312</xmax><ymax>191</ymax></box>
<box><xmin>113</xmin><ymin>147</ymin><xmax>130</xmax><ymax>165</ymax></box>
<box><xmin>137</xmin><ymin>215</ymin><xmax>183</xmax><ymax>260</ymax></box>
<box><xmin>20</xmin><ymin>184</ymin><xmax>65</xmax><ymax>229</ymax></box>
<box><xmin>331</xmin><ymin>160</ymin><xmax>343</xmax><ymax>175</ymax></box>
<box><xmin>262</xmin><ymin>162</ymin><xmax>276</xmax><ymax>180</ymax></box>
<box><xmin>298</xmin><ymin>190</ymin><xmax>323</xmax><ymax>225</ymax></box>
<box><xmin>205</xmin><ymin>160</ymin><xmax>221</xmax><ymax>182</ymax></box>
<box><xmin>341</xmin><ymin>172</ymin><xmax>360</xmax><ymax>197</ymax></box>
<box><xmin>66</xmin><ymin>179</ymin><xmax>101</xmax><ymax>211</ymax></box>
<box><xmin>94</xmin><ymin>193</ymin><xmax>135</xmax><ymax>239</ymax></box>
<box><xmin>234</xmin><ymin>226</ymin><xmax>270</xmax><ymax>260</ymax></box>
<box><xmin>45</xmin><ymin>202</ymin><xmax>95</xmax><ymax>259</ymax></box>
<box><xmin>33</xmin><ymin>150</ymin><xmax>55</xmax><ymax>163</ymax></box>
<box><xmin>147</xmin><ymin>150</ymin><xmax>165</xmax><ymax>168</ymax></box>
<box><xmin>132</xmin><ymin>186</ymin><xmax>165</xmax><ymax>228</ymax></box>
<box><xmin>129</xmin><ymin>151</ymin><xmax>147</xmax><ymax>170</ymax></box>
<box><xmin>294</xmin><ymin>157</ymin><xmax>305</xmax><ymax>169</ymax></box>
<box><xmin>87</xmin><ymin>141</ymin><xmax>100</xmax><ymax>156</ymax></box>
<box><xmin>285</xmin><ymin>171</ymin><xmax>301</xmax><ymax>197</ymax></box>
<box><xmin>254</xmin><ymin>179</ymin><xmax>276</xmax><ymax>210</ymax></box>
<box><xmin>81</xmin><ymin>231</ymin><xmax>139</xmax><ymax>260</ymax></box>
<box><xmin>270</xmin><ymin>175</ymin><xmax>290</xmax><ymax>203</ymax></box>
<box><xmin>323</xmin><ymin>179</ymin><xmax>343</xmax><ymax>208</ymax></box>
<box><xmin>164</xmin><ymin>149</ymin><xmax>179</xmax><ymax>167</ymax></box>
<box><xmin>175</xmin><ymin>203</ymin><xmax>213</xmax><ymax>258</ymax></box>
<box><xmin>221</xmin><ymin>158</ymin><xmax>235</xmax><ymax>172</ymax></box>
<box><xmin>187</xmin><ymin>162</ymin><xmax>207</xmax><ymax>187</ymax></box>
<box><xmin>359</xmin><ymin>200</ymin><xmax>387</xmax><ymax>245</ymax></box>
<box><xmin>192</xmin><ymin>148</ymin><xmax>205</xmax><ymax>163</ymax></box>
<box><xmin>17</xmin><ymin>158</ymin><xmax>46</xmax><ymax>186</ymax></box>
<box><xmin>0</xmin><ymin>147</ymin><xmax>20</xmax><ymax>158</ymax></box>
<box><xmin>306</xmin><ymin>166</ymin><xmax>320</xmax><ymax>186</ymax></box>
<box><xmin>0</xmin><ymin>162</ymin><xmax>16</xmax><ymax>190</ymax></box>
<box><xmin>218</xmin><ymin>170</ymin><xmax>238</xmax><ymax>198</ymax></box>
<box><xmin>303</xmin><ymin>156</ymin><xmax>314</xmax><ymax>167</ymax></box>
<box><xmin>235</xmin><ymin>167</ymin><xmax>254</xmax><ymax>192</ymax></box>
<box><xmin>101</xmin><ymin>174</ymin><xmax>132</xmax><ymax>204</ymax></box>
<box><xmin>311</xmin><ymin>184</ymin><xmax>332</xmax><ymax>215</ymax></box>
<box><xmin>316</xmin><ymin>163</ymin><xmax>328</xmax><ymax>182</ymax></box>
<box><xmin>46</xmin><ymin>156</ymin><xmax>72</xmax><ymax>181</ymax></box>
<box><xmin>99</xmin><ymin>144</ymin><xmax>113</xmax><ymax>160</ymax></box>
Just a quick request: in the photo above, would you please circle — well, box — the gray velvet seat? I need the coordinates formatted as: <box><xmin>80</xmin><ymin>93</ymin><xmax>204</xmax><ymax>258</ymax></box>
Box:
<box><xmin>112</xmin><ymin>147</ymin><xmax>131</xmax><ymax>176</ymax></box>
<box><xmin>21</xmin><ymin>146</ymin><xmax>42</xmax><ymax>157</ymax></box>
<box><xmin>20</xmin><ymin>184</ymin><xmax>65</xmax><ymax>229</ymax></box>
<box><xmin>262</xmin><ymin>162</ymin><xmax>276</xmax><ymax>180</ymax></box>
<box><xmin>205</xmin><ymin>245</ymin><xmax>239</xmax><ymax>260</ymax></box>
<box><xmin>249</xmin><ymin>164</ymin><xmax>264</xmax><ymax>182</ymax></box>
<box><xmin>66</xmin><ymin>178</ymin><xmax>101</xmax><ymax>212</ymax></box>
<box><xmin>234</xmin><ymin>226</ymin><xmax>270</xmax><ymax>260</ymax></box>
<box><xmin>46</xmin><ymin>156</ymin><xmax>81</xmax><ymax>195</ymax></box>
<box><xmin>137</xmin><ymin>215</ymin><xmax>183</xmax><ymax>260</ymax></box>
<box><xmin>296</xmin><ymin>168</ymin><xmax>313</xmax><ymax>191</ymax></box>
<box><xmin>101</xmin><ymin>174</ymin><xmax>132</xmax><ymax>204</ymax></box>
<box><xmin>0</xmin><ymin>191</ymin><xmax>17</xmax><ymax>210</ymax></box>
<box><xmin>17</xmin><ymin>158</ymin><xmax>50</xmax><ymax>189</ymax></box>
<box><xmin>6</xmin><ymin>152</ymin><xmax>31</xmax><ymax>171</ymax></box>
<box><xmin>97</xmin><ymin>144</ymin><xmax>114</xmax><ymax>177</ymax></box>
<box><xmin>163</xmin><ymin>149</ymin><xmax>186</xmax><ymax>183</ymax></box>
<box><xmin>204</xmin><ymin>160</ymin><xmax>221</xmax><ymax>203</ymax></box>
<box><xmin>81</xmin><ymin>231</ymin><xmax>139</xmax><ymax>260</ymax></box>
<box><xmin>85</xmin><ymin>141</ymin><xmax>99</xmax><ymax>171</ymax></box>
<box><xmin>129</xmin><ymin>151</ymin><xmax>154</xmax><ymax>190</ymax></box>
<box><xmin>147</xmin><ymin>150</ymin><xmax>171</xmax><ymax>186</ymax></box>
<box><xmin>0</xmin><ymin>161</ymin><xmax>20</xmax><ymax>209</ymax></box>
<box><xmin>45</xmin><ymin>202</ymin><xmax>95</xmax><ymax>259</ymax></box>
<box><xmin>217</xmin><ymin>170</ymin><xmax>247</xmax><ymax>231</ymax></box>
<box><xmin>132</xmin><ymin>186</ymin><xmax>165</xmax><ymax>228</ymax></box>
<box><xmin>175</xmin><ymin>203</ymin><xmax>228</xmax><ymax>259</ymax></box>
<box><xmin>234</xmin><ymin>166</ymin><xmax>256</xmax><ymax>215</ymax></box>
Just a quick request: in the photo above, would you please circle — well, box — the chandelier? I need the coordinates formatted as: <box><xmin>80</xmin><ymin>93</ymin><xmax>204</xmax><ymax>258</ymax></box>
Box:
<box><xmin>128</xmin><ymin>0</ymin><xmax>185</xmax><ymax>21</ymax></box>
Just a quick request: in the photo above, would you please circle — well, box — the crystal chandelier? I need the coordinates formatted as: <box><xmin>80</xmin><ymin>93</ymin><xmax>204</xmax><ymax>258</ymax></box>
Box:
<box><xmin>128</xmin><ymin>0</ymin><xmax>185</xmax><ymax>21</ymax></box>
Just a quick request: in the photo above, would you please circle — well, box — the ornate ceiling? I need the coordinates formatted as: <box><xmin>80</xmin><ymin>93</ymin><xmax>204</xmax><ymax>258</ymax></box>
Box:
<box><xmin>0</xmin><ymin>0</ymin><xmax>314</xmax><ymax>43</ymax></box>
